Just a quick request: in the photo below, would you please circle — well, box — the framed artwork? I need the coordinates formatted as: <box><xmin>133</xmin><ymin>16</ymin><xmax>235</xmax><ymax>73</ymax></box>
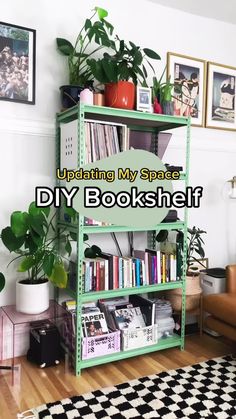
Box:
<box><xmin>136</xmin><ymin>86</ymin><xmax>152</xmax><ymax>112</ymax></box>
<box><xmin>205</xmin><ymin>62</ymin><xmax>236</xmax><ymax>131</ymax></box>
<box><xmin>0</xmin><ymin>22</ymin><xmax>36</xmax><ymax>104</ymax></box>
<box><xmin>167</xmin><ymin>52</ymin><xmax>207</xmax><ymax>127</ymax></box>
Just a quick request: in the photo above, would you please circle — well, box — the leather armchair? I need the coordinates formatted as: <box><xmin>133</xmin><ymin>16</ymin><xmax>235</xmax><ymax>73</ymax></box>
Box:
<box><xmin>203</xmin><ymin>265</ymin><xmax>236</xmax><ymax>341</ymax></box>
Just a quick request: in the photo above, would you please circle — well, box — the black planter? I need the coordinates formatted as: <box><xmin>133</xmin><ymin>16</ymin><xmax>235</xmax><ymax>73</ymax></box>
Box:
<box><xmin>60</xmin><ymin>85</ymin><xmax>84</xmax><ymax>109</ymax></box>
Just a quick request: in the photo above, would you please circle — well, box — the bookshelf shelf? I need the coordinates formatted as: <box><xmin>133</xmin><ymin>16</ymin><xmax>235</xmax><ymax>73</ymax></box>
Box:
<box><xmin>66</xmin><ymin>281</ymin><xmax>183</xmax><ymax>302</ymax></box>
<box><xmin>58</xmin><ymin>221</ymin><xmax>185</xmax><ymax>234</ymax></box>
<box><xmin>57</xmin><ymin>104</ymin><xmax>188</xmax><ymax>130</ymax></box>
<box><xmin>56</xmin><ymin>103</ymin><xmax>191</xmax><ymax>376</ymax></box>
<box><xmin>80</xmin><ymin>334</ymin><xmax>181</xmax><ymax>369</ymax></box>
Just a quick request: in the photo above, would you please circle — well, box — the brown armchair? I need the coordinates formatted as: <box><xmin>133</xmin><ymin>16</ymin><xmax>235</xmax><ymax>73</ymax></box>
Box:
<box><xmin>203</xmin><ymin>265</ymin><xmax>236</xmax><ymax>341</ymax></box>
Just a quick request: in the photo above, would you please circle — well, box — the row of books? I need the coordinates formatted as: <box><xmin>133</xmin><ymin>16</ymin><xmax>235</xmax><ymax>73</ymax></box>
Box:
<box><xmin>82</xmin><ymin>245</ymin><xmax>181</xmax><ymax>293</ymax></box>
<box><xmin>84</xmin><ymin>121</ymin><xmax>129</xmax><ymax>163</ymax></box>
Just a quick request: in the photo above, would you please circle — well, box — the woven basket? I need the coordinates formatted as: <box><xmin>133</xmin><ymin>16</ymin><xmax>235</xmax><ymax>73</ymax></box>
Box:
<box><xmin>166</xmin><ymin>292</ymin><xmax>201</xmax><ymax>312</ymax></box>
<box><xmin>166</xmin><ymin>275</ymin><xmax>202</xmax><ymax>312</ymax></box>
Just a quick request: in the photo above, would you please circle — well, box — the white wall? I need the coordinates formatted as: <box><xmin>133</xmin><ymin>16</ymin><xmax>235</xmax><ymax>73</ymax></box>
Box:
<box><xmin>1</xmin><ymin>0</ymin><xmax>236</xmax><ymax>309</ymax></box>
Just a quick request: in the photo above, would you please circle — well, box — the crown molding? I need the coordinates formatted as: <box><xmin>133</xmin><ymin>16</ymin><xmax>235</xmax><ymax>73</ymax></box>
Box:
<box><xmin>0</xmin><ymin>117</ymin><xmax>54</xmax><ymax>138</ymax></box>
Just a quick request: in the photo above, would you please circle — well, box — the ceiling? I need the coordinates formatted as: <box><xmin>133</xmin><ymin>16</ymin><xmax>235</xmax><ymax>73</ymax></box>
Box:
<box><xmin>148</xmin><ymin>0</ymin><xmax>236</xmax><ymax>24</ymax></box>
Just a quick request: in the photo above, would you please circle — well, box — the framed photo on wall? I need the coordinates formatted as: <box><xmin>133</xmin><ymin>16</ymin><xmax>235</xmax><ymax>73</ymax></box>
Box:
<box><xmin>205</xmin><ymin>62</ymin><xmax>236</xmax><ymax>131</ymax></box>
<box><xmin>0</xmin><ymin>22</ymin><xmax>36</xmax><ymax>104</ymax></box>
<box><xmin>167</xmin><ymin>52</ymin><xmax>207</xmax><ymax>127</ymax></box>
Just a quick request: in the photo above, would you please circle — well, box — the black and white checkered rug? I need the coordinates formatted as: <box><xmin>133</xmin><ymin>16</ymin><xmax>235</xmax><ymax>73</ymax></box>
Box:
<box><xmin>32</xmin><ymin>356</ymin><xmax>236</xmax><ymax>418</ymax></box>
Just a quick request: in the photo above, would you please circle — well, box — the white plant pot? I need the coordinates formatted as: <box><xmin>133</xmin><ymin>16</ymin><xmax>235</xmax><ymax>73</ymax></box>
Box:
<box><xmin>16</xmin><ymin>279</ymin><xmax>50</xmax><ymax>314</ymax></box>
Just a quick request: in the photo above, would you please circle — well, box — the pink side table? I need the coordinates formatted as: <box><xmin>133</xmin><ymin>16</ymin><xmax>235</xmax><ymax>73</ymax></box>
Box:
<box><xmin>0</xmin><ymin>300</ymin><xmax>67</xmax><ymax>384</ymax></box>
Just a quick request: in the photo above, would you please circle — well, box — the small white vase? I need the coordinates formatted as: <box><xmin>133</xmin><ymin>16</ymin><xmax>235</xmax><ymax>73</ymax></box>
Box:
<box><xmin>16</xmin><ymin>279</ymin><xmax>50</xmax><ymax>314</ymax></box>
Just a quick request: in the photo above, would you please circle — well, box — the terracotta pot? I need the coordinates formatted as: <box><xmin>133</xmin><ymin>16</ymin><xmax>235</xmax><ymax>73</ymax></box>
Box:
<box><xmin>105</xmin><ymin>81</ymin><xmax>135</xmax><ymax>110</ymax></box>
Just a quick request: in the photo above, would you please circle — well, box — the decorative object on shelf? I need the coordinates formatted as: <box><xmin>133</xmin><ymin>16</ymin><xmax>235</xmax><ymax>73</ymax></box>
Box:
<box><xmin>136</xmin><ymin>86</ymin><xmax>152</xmax><ymax>112</ymax></box>
<box><xmin>205</xmin><ymin>62</ymin><xmax>236</xmax><ymax>131</ymax></box>
<box><xmin>88</xmin><ymin>38</ymin><xmax>160</xmax><ymax>110</ymax></box>
<box><xmin>152</xmin><ymin>69</ymin><xmax>175</xmax><ymax>115</ymax></box>
<box><xmin>56</xmin><ymin>7</ymin><xmax>114</xmax><ymax>109</ymax></box>
<box><xmin>158</xmin><ymin>227</ymin><xmax>206</xmax><ymax>311</ymax></box>
<box><xmin>79</xmin><ymin>88</ymin><xmax>93</xmax><ymax>105</ymax></box>
<box><xmin>0</xmin><ymin>22</ymin><xmax>36</xmax><ymax>104</ymax></box>
<box><xmin>167</xmin><ymin>52</ymin><xmax>206</xmax><ymax>126</ymax></box>
<box><xmin>0</xmin><ymin>202</ymin><xmax>75</xmax><ymax>314</ymax></box>
<box><xmin>93</xmin><ymin>91</ymin><xmax>105</xmax><ymax>106</ymax></box>
<box><xmin>153</xmin><ymin>97</ymin><xmax>163</xmax><ymax>114</ymax></box>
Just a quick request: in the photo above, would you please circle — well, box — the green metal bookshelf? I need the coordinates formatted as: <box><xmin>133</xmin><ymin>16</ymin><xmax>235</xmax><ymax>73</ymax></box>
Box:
<box><xmin>56</xmin><ymin>103</ymin><xmax>191</xmax><ymax>376</ymax></box>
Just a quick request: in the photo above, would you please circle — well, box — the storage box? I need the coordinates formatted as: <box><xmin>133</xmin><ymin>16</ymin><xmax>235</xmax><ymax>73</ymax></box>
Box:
<box><xmin>82</xmin><ymin>330</ymin><xmax>120</xmax><ymax>360</ymax></box>
<box><xmin>122</xmin><ymin>325</ymin><xmax>158</xmax><ymax>351</ymax></box>
<box><xmin>156</xmin><ymin>317</ymin><xmax>175</xmax><ymax>340</ymax></box>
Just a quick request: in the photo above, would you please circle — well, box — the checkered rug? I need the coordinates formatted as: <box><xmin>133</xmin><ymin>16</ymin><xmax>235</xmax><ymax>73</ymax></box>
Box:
<box><xmin>31</xmin><ymin>355</ymin><xmax>236</xmax><ymax>418</ymax></box>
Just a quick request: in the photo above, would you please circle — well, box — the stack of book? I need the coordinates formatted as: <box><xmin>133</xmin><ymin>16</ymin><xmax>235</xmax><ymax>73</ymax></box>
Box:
<box><xmin>84</xmin><ymin>120</ymin><xmax>129</xmax><ymax>164</ymax></box>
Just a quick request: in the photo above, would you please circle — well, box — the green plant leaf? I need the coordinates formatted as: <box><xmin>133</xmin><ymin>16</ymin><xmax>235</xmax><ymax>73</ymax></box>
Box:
<box><xmin>70</xmin><ymin>232</ymin><xmax>77</xmax><ymax>241</ymax></box>
<box><xmin>49</xmin><ymin>263</ymin><xmax>68</xmax><ymax>288</ymax></box>
<box><xmin>28</xmin><ymin>214</ymin><xmax>45</xmax><ymax>237</ymax></box>
<box><xmin>143</xmin><ymin>48</ymin><xmax>161</xmax><ymax>60</ymax></box>
<box><xmin>1</xmin><ymin>227</ymin><xmax>25</xmax><ymax>252</ymax></box>
<box><xmin>102</xmin><ymin>59</ymin><xmax>117</xmax><ymax>82</ymax></box>
<box><xmin>65</xmin><ymin>240</ymin><xmax>72</xmax><ymax>256</ymax></box>
<box><xmin>56</xmin><ymin>38</ymin><xmax>74</xmax><ymax>56</ymax></box>
<box><xmin>85</xmin><ymin>18</ymin><xmax>92</xmax><ymax>31</ymax></box>
<box><xmin>25</xmin><ymin>235</ymin><xmax>38</xmax><ymax>253</ymax></box>
<box><xmin>42</xmin><ymin>253</ymin><xmax>55</xmax><ymax>277</ymax></box>
<box><xmin>18</xmin><ymin>256</ymin><xmax>35</xmax><ymax>272</ymax></box>
<box><xmin>83</xmin><ymin>233</ymin><xmax>89</xmax><ymax>242</ymax></box>
<box><xmin>0</xmin><ymin>272</ymin><xmax>5</xmax><ymax>292</ymax></box>
<box><xmin>95</xmin><ymin>7</ymin><xmax>108</xmax><ymax>20</ymax></box>
<box><xmin>29</xmin><ymin>202</ymin><xmax>50</xmax><ymax>218</ymax></box>
<box><xmin>11</xmin><ymin>211</ymin><xmax>29</xmax><ymax>237</ymax></box>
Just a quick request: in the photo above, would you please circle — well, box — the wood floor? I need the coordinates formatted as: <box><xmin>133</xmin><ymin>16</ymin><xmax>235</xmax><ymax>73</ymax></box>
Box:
<box><xmin>0</xmin><ymin>334</ymin><xmax>233</xmax><ymax>419</ymax></box>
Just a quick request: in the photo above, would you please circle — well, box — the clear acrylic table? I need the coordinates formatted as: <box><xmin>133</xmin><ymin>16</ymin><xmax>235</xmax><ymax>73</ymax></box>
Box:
<box><xmin>0</xmin><ymin>300</ymin><xmax>67</xmax><ymax>384</ymax></box>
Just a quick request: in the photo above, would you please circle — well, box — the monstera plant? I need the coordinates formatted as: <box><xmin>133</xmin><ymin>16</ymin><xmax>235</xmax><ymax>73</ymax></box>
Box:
<box><xmin>0</xmin><ymin>202</ymin><xmax>75</xmax><ymax>314</ymax></box>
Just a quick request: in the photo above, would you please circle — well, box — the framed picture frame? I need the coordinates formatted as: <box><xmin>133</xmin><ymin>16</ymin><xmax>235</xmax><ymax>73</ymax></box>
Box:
<box><xmin>0</xmin><ymin>21</ymin><xmax>36</xmax><ymax>104</ymax></box>
<box><xmin>136</xmin><ymin>86</ymin><xmax>152</xmax><ymax>112</ymax></box>
<box><xmin>188</xmin><ymin>258</ymin><xmax>209</xmax><ymax>274</ymax></box>
<box><xmin>167</xmin><ymin>52</ymin><xmax>207</xmax><ymax>127</ymax></box>
<box><xmin>205</xmin><ymin>62</ymin><xmax>236</xmax><ymax>131</ymax></box>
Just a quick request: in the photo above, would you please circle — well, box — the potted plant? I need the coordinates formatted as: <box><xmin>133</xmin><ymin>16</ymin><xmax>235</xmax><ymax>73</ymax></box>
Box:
<box><xmin>87</xmin><ymin>37</ymin><xmax>161</xmax><ymax>110</ymax></box>
<box><xmin>56</xmin><ymin>6</ymin><xmax>114</xmax><ymax>109</ymax></box>
<box><xmin>157</xmin><ymin>227</ymin><xmax>206</xmax><ymax>311</ymax></box>
<box><xmin>0</xmin><ymin>202</ymin><xmax>75</xmax><ymax>314</ymax></box>
<box><xmin>153</xmin><ymin>69</ymin><xmax>176</xmax><ymax>115</ymax></box>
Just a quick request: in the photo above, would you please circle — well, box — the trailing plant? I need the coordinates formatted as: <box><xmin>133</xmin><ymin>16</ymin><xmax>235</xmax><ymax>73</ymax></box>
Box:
<box><xmin>87</xmin><ymin>37</ymin><xmax>161</xmax><ymax>86</ymax></box>
<box><xmin>56</xmin><ymin>6</ymin><xmax>115</xmax><ymax>86</ymax></box>
<box><xmin>0</xmin><ymin>202</ymin><xmax>78</xmax><ymax>288</ymax></box>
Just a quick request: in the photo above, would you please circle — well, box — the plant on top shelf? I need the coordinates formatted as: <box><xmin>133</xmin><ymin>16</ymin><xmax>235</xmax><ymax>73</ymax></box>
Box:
<box><xmin>56</xmin><ymin>6</ymin><xmax>115</xmax><ymax>108</ymax></box>
<box><xmin>87</xmin><ymin>37</ymin><xmax>161</xmax><ymax>110</ymax></box>
<box><xmin>0</xmin><ymin>202</ymin><xmax>77</xmax><ymax>314</ymax></box>
<box><xmin>152</xmin><ymin>66</ymin><xmax>176</xmax><ymax>115</ymax></box>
